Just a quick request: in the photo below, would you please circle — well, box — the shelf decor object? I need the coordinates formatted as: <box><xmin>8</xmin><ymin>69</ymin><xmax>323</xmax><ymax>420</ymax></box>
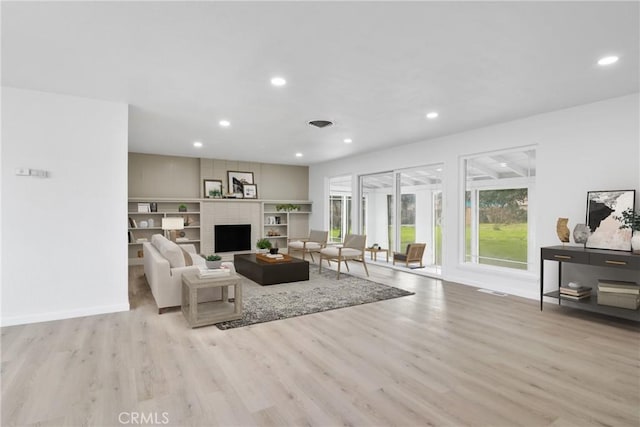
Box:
<box><xmin>572</xmin><ymin>223</ymin><xmax>591</xmax><ymax>246</ymax></box>
<box><xmin>162</xmin><ymin>217</ymin><xmax>184</xmax><ymax>242</ymax></box>
<box><xmin>227</xmin><ymin>171</ymin><xmax>254</xmax><ymax>197</ymax></box>
<box><xmin>556</xmin><ymin>218</ymin><xmax>570</xmax><ymax>244</ymax></box>
<box><xmin>243</xmin><ymin>184</ymin><xmax>257</xmax><ymax>199</ymax></box>
<box><xmin>586</xmin><ymin>190</ymin><xmax>635</xmax><ymax>251</ymax></box>
<box><xmin>203</xmin><ymin>179</ymin><xmax>223</xmax><ymax>198</ymax></box>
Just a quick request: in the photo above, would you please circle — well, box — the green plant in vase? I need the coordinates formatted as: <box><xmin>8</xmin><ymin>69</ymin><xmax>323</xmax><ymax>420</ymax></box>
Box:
<box><xmin>256</xmin><ymin>238</ymin><xmax>272</xmax><ymax>253</ymax></box>
<box><xmin>204</xmin><ymin>254</ymin><xmax>222</xmax><ymax>269</ymax></box>
<box><xmin>616</xmin><ymin>208</ymin><xmax>640</xmax><ymax>231</ymax></box>
<box><xmin>178</xmin><ymin>204</ymin><xmax>187</xmax><ymax>212</ymax></box>
<box><xmin>615</xmin><ymin>208</ymin><xmax>640</xmax><ymax>253</ymax></box>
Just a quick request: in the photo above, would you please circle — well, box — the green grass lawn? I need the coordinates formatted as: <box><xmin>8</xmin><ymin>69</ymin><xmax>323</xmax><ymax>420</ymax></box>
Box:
<box><xmin>466</xmin><ymin>223</ymin><xmax>527</xmax><ymax>270</ymax></box>
<box><xmin>330</xmin><ymin>228</ymin><xmax>341</xmax><ymax>242</ymax></box>
<box><xmin>335</xmin><ymin>222</ymin><xmax>523</xmax><ymax>269</ymax></box>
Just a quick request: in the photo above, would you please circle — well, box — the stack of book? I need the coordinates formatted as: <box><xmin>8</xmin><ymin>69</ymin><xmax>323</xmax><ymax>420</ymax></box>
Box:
<box><xmin>197</xmin><ymin>267</ymin><xmax>231</xmax><ymax>279</ymax></box>
<box><xmin>559</xmin><ymin>284</ymin><xmax>592</xmax><ymax>301</ymax></box>
<box><xmin>597</xmin><ymin>280</ymin><xmax>640</xmax><ymax>310</ymax></box>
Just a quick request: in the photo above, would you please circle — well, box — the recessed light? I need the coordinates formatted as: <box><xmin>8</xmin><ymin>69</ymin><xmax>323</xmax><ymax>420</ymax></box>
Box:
<box><xmin>295</xmin><ymin>152</ymin><xmax>303</xmax><ymax>157</ymax></box>
<box><xmin>426</xmin><ymin>112</ymin><xmax>439</xmax><ymax>119</ymax></box>
<box><xmin>499</xmin><ymin>162</ymin><xmax>508</xmax><ymax>167</ymax></box>
<box><xmin>193</xmin><ymin>141</ymin><xmax>203</xmax><ymax>148</ymax></box>
<box><xmin>219</xmin><ymin>120</ymin><xmax>230</xmax><ymax>127</ymax></box>
<box><xmin>597</xmin><ymin>55</ymin><xmax>619</xmax><ymax>66</ymax></box>
<box><xmin>436</xmin><ymin>168</ymin><xmax>443</xmax><ymax>172</ymax></box>
<box><xmin>344</xmin><ymin>138</ymin><xmax>352</xmax><ymax>144</ymax></box>
<box><xmin>271</xmin><ymin>77</ymin><xmax>287</xmax><ymax>86</ymax></box>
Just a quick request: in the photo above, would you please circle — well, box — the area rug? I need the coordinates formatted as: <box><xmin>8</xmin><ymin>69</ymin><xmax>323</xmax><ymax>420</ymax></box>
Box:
<box><xmin>215</xmin><ymin>267</ymin><xmax>414</xmax><ymax>330</ymax></box>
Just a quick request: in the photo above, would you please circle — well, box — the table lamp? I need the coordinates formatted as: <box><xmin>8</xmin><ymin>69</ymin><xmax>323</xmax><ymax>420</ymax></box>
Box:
<box><xmin>162</xmin><ymin>217</ymin><xmax>184</xmax><ymax>242</ymax></box>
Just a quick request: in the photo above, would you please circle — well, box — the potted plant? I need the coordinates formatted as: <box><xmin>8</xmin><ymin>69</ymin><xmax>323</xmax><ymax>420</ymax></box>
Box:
<box><xmin>616</xmin><ymin>208</ymin><xmax>640</xmax><ymax>253</ymax></box>
<box><xmin>256</xmin><ymin>238</ymin><xmax>272</xmax><ymax>253</ymax></box>
<box><xmin>204</xmin><ymin>254</ymin><xmax>222</xmax><ymax>269</ymax></box>
<box><xmin>276</xmin><ymin>203</ymin><xmax>301</xmax><ymax>212</ymax></box>
<box><xmin>178</xmin><ymin>204</ymin><xmax>187</xmax><ymax>212</ymax></box>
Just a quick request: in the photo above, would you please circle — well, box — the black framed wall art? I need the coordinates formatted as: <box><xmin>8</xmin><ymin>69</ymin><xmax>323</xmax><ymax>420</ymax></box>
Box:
<box><xmin>585</xmin><ymin>189</ymin><xmax>635</xmax><ymax>251</ymax></box>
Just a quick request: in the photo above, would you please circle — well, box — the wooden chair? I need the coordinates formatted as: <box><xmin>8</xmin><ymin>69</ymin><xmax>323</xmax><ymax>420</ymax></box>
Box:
<box><xmin>287</xmin><ymin>229</ymin><xmax>328</xmax><ymax>262</ymax></box>
<box><xmin>393</xmin><ymin>243</ymin><xmax>426</xmax><ymax>268</ymax></box>
<box><xmin>319</xmin><ymin>234</ymin><xmax>369</xmax><ymax>279</ymax></box>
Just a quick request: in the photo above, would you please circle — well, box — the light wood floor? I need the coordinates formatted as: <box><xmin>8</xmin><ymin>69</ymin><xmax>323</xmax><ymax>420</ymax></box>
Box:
<box><xmin>2</xmin><ymin>262</ymin><xmax>639</xmax><ymax>426</ymax></box>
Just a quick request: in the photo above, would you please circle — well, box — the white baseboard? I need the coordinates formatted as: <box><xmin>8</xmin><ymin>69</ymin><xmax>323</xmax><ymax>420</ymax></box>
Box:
<box><xmin>443</xmin><ymin>273</ymin><xmax>539</xmax><ymax>300</ymax></box>
<box><xmin>1</xmin><ymin>302</ymin><xmax>130</xmax><ymax>327</ymax></box>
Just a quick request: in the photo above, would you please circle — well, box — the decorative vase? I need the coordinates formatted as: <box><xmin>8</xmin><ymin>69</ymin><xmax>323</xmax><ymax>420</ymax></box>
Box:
<box><xmin>148</xmin><ymin>218</ymin><xmax>154</xmax><ymax>228</ymax></box>
<box><xmin>632</xmin><ymin>231</ymin><xmax>640</xmax><ymax>254</ymax></box>
<box><xmin>206</xmin><ymin>260</ymin><xmax>222</xmax><ymax>269</ymax></box>
<box><xmin>150</xmin><ymin>202</ymin><xmax>157</xmax><ymax>212</ymax></box>
<box><xmin>178</xmin><ymin>206</ymin><xmax>187</xmax><ymax>212</ymax></box>
<box><xmin>269</xmin><ymin>247</ymin><xmax>279</xmax><ymax>255</ymax></box>
<box><xmin>556</xmin><ymin>218</ymin><xmax>570</xmax><ymax>244</ymax></box>
<box><xmin>139</xmin><ymin>220</ymin><xmax>148</xmax><ymax>229</ymax></box>
<box><xmin>572</xmin><ymin>224</ymin><xmax>590</xmax><ymax>246</ymax></box>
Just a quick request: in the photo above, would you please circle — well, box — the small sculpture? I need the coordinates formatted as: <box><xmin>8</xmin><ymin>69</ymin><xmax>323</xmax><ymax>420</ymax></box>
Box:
<box><xmin>573</xmin><ymin>224</ymin><xmax>591</xmax><ymax>246</ymax></box>
<box><xmin>556</xmin><ymin>218</ymin><xmax>570</xmax><ymax>244</ymax></box>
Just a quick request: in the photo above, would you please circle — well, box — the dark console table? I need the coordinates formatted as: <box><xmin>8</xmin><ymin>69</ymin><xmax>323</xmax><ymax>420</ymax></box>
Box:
<box><xmin>540</xmin><ymin>245</ymin><xmax>640</xmax><ymax>321</ymax></box>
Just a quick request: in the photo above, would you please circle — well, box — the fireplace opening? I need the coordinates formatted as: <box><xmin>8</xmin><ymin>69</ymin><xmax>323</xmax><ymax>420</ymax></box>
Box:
<box><xmin>214</xmin><ymin>224</ymin><xmax>251</xmax><ymax>252</ymax></box>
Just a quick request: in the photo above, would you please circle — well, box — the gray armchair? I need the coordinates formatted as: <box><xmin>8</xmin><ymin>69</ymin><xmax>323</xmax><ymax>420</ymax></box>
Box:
<box><xmin>319</xmin><ymin>234</ymin><xmax>369</xmax><ymax>279</ymax></box>
<box><xmin>288</xmin><ymin>229</ymin><xmax>328</xmax><ymax>262</ymax></box>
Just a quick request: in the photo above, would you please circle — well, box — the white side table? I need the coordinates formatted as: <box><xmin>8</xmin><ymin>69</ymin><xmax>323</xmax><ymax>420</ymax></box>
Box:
<box><xmin>181</xmin><ymin>272</ymin><xmax>242</xmax><ymax>328</ymax></box>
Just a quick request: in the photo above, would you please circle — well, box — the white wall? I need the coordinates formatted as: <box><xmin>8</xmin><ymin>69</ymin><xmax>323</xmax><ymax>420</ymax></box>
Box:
<box><xmin>310</xmin><ymin>94</ymin><xmax>640</xmax><ymax>299</ymax></box>
<box><xmin>1</xmin><ymin>88</ymin><xmax>129</xmax><ymax>326</ymax></box>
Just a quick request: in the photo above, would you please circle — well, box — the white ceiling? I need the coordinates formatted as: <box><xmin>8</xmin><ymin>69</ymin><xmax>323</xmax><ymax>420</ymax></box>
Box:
<box><xmin>2</xmin><ymin>1</ymin><xmax>638</xmax><ymax>166</ymax></box>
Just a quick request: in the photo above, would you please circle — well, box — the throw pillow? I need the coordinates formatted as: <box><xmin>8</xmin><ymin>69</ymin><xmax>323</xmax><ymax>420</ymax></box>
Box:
<box><xmin>156</xmin><ymin>237</ymin><xmax>186</xmax><ymax>268</ymax></box>
<box><xmin>180</xmin><ymin>247</ymin><xmax>194</xmax><ymax>267</ymax></box>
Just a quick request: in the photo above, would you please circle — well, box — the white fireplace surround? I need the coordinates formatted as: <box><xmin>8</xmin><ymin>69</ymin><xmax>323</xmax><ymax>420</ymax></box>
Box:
<box><xmin>200</xmin><ymin>200</ymin><xmax>261</xmax><ymax>259</ymax></box>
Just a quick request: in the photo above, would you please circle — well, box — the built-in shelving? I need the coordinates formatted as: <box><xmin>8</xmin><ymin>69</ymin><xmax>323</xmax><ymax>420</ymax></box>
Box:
<box><xmin>262</xmin><ymin>202</ymin><xmax>312</xmax><ymax>250</ymax></box>
<box><xmin>128</xmin><ymin>200</ymin><xmax>201</xmax><ymax>265</ymax></box>
<box><xmin>128</xmin><ymin>198</ymin><xmax>312</xmax><ymax>263</ymax></box>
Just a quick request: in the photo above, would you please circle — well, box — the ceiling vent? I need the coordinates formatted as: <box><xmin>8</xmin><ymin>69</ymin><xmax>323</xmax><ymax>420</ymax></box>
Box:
<box><xmin>308</xmin><ymin>120</ymin><xmax>333</xmax><ymax>128</ymax></box>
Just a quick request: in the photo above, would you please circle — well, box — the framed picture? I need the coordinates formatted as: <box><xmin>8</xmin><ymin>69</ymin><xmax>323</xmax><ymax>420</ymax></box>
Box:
<box><xmin>227</xmin><ymin>171</ymin><xmax>254</xmax><ymax>196</ymax></box>
<box><xmin>243</xmin><ymin>184</ymin><xmax>258</xmax><ymax>199</ymax></box>
<box><xmin>137</xmin><ymin>203</ymin><xmax>150</xmax><ymax>213</ymax></box>
<box><xmin>203</xmin><ymin>179</ymin><xmax>223</xmax><ymax>198</ymax></box>
<box><xmin>586</xmin><ymin>190</ymin><xmax>635</xmax><ymax>251</ymax></box>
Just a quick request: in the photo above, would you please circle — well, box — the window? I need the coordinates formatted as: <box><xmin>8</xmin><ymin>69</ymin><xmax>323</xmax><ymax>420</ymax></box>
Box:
<box><xmin>464</xmin><ymin>148</ymin><xmax>535</xmax><ymax>271</ymax></box>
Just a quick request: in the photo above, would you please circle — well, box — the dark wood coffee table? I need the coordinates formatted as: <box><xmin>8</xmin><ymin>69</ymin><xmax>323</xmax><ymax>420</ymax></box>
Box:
<box><xmin>234</xmin><ymin>253</ymin><xmax>309</xmax><ymax>285</ymax></box>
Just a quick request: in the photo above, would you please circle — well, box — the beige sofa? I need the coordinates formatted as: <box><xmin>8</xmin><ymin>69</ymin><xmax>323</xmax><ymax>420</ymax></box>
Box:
<box><xmin>143</xmin><ymin>234</ymin><xmax>235</xmax><ymax>313</ymax></box>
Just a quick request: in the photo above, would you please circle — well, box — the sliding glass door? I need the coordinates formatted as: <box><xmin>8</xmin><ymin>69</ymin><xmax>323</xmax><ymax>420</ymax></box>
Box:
<box><xmin>360</xmin><ymin>165</ymin><xmax>443</xmax><ymax>272</ymax></box>
<box><xmin>328</xmin><ymin>175</ymin><xmax>352</xmax><ymax>244</ymax></box>
<box><xmin>397</xmin><ymin>167</ymin><xmax>443</xmax><ymax>270</ymax></box>
<box><xmin>360</xmin><ymin>172</ymin><xmax>395</xmax><ymax>251</ymax></box>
